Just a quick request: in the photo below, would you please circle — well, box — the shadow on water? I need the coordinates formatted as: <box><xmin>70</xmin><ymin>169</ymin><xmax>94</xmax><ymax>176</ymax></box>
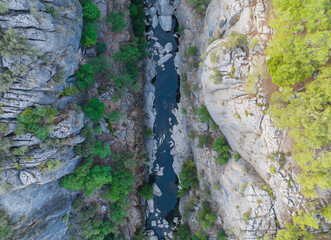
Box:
<box><xmin>145</xmin><ymin>1</ymin><xmax>181</xmax><ymax>239</ymax></box>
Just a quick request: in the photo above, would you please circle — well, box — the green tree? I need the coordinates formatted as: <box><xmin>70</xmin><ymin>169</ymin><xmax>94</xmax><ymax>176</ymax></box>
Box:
<box><xmin>188</xmin><ymin>46</ymin><xmax>198</xmax><ymax>56</ymax></box>
<box><xmin>83</xmin><ymin>2</ymin><xmax>100</xmax><ymax>22</ymax></box>
<box><xmin>213</xmin><ymin>138</ymin><xmax>230</xmax><ymax>165</ymax></box>
<box><xmin>89</xmin><ymin>54</ymin><xmax>112</xmax><ymax>73</ymax></box>
<box><xmin>137</xmin><ymin>183</ymin><xmax>154</xmax><ymax>200</ymax></box>
<box><xmin>80</xmin><ymin>22</ymin><xmax>98</xmax><ymax>47</ymax></box>
<box><xmin>223</xmin><ymin>31</ymin><xmax>247</xmax><ymax>51</ymax></box>
<box><xmin>195</xmin><ymin>105</ymin><xmax>211</xmax><ymax>123</ymax></box>
<box><xmin>93</xmin><ymin>141</ymin><xmax>111</xmax><ymax>159</ymax></box>
<box><xmin>83</xmin><ymin>97</ymin><xmax>105</xmax><ymax>123</ymax></box>
<box><xmin>106</xmin><ymin>12</ymin><xmax>127</xmax><ymax>32</ymax></box>
<box><xmin>173</xmin><ymin>224</ymin><xmax>191</xmax><ymax>240</ymax></box>
<box><xmin>76</xmin><ymin>63</ymin><xmax>95</xmax><ymax>90</ymax></box>
<box><xmin>198</xmin><ymin>201</ymin><xmax>217</xmax><ymax>231</ymax></box>
<box><xmin>177</xmin><ymin>159</ymin><xmax>199</xmax><ymax>197</ymax></box>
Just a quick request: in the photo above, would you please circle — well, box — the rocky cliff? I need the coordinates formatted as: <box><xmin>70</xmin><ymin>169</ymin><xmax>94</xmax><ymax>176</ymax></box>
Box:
<box><xmin>0</xmin><ymin>0</ymin><xmax>83</xmax><ymax>238</ymax></box>
<box><xmin>175</xmin><ymin>0</ymin><xmax>330</xmax><ymax>239</ymax></box>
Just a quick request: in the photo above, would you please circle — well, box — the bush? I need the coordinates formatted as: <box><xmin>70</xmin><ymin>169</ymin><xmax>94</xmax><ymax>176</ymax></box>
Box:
<box><xmin>83</xmin><ymin>97</ymin><xmax>105</xmax><ymax>123</ymax></box>
<box><xmin>114</xmin><ymin>45</ymin><xmax>141</xmax><ymax>65</ymax></box>
<box><xmin>0</xmin><ymin>70</ymin><xmax>14</xmax><ymax>94</ymax></box>
<box><xmin>198</xmin><ymin>201</ymin><xmax>217</xmax><ymax>231</ymax></box>
<box><xmin>213</xmin><ymin>138</ymin><xmax>230</xmax><ymax>165</ymax></box>
<box><xmin>83</xmin><ymin>2</ymin><xmax>101</xmax><ymax>22</ymax></box>
<box><xmin>16</xmin><ymin>105</ymin><xmax>59</xmax><ymax>141</ymax></box>
<box><xmin>0</xmin><ymin>28</ymin><xmax>28</xmax><ymax>57</ymax></box>
<box><xmin>193</xmin><ymin>231</ymin><xmax>208</xmax><ymax>240</ymax></box>
<box><xmin>107</xmin><ymin>111</ymin><xmax>127</xmax><ymax>122</ymax></box>
<box><xmin>223</xmin><ymin>31</ymin><xmax>247</xmax><ymax>51</ymax></box>
<box><xmin>198</xmin><ymin>134</ymin><xmax>212</xmax><ymax>148</ymax></box>
<box><xmin>177</xmin><ymin>159</ymin><xmax>199</xmax><ymax>197</ymax></box>
<box><xmin>0</xmin><ymin>2</ymin><xmax>8</xmax><ymax>14</ymax></box>
<box><xmin>106</xmin><ymin>12</ymin><xmax>127</xmax><ymax>32</ymax></box>
<box><xmin>97</xmin><ymin>41</ymin><xmax>107</xmax><ymax>54</ymax></box>
<box><xmin>129</xmin><ymin>0</ymin><xmax>146</xmax><ymax>36</ymax></box>
<box><xmin>233</xmin><ymin>151</ymin><xmax>241</xmax><ymax>161</ymax></box>
<box><xmin>137</xmin><ymin>183</ymin><xmax>154</xmax><ymax>199</ymax></box>
<box><xmin>61</xmin><ymin>86</ymin><xmax>78</xmax><ymax>96</ymax></box>
<box><xmin>173</xmin><ymin>224</ymin><xmax>191</xmax><ymax>240</ymax></box>
<box><xmin>93</xmin><ymin>141</ymin><xmax>111</xmax><ymax>159</ymax></box>
<box><xmin>80</xmin><ymin>22</ymin><xmax>98</xmax><ymax>47</ymax></box>
<box><xmin>249</xmin><ymin>37</ymin><xmax>260</xmax><ymax>50</ymax></box>
<box><xmin>76</xmin><ymin>63</ymin><xmax>95</xmax><ymax>90</ymax></box>
<box><xmin>46</xmin><ymin>160</ymin><xmax>63</xmax><ymax>171</ymax></box>
<box><xmin>189</xmin><ymin>0</ymin><xmax>211</xmax><ymax>13</ymax></box>
<box><xmin>0</xmin><ymin>210</ymin><xmax>16</xmax><ymax>240</ymax></box>
<box><xmin>188</xmin><ymin>46</ymin><xmax>198</xmax><ymax>56</ymax></box>
<box><xmin>195</xmin><ymin>105</ymin><xmax>211</xmax><ymax>123</ymax></box>
<box><xmin>89</xmin><ymin>54</ymin><xmax>112</xmax><ymax>73</ymax></box>
<box><xmin>217</xmin><ymin>228</ymin><xmax>228</xmax><ymax>240</ymax></box>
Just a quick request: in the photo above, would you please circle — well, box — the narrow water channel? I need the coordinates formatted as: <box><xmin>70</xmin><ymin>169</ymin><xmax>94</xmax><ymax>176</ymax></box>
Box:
<box><xmin>145</xmin><ymin>0</ymin><xmax>180</xmax><ymax>238</ymax></box>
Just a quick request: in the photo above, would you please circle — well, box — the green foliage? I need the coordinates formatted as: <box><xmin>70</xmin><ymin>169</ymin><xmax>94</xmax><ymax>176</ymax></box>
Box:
<box><xmin>177</xmin><ymin>159</ymin><xmax>199</xmax><ymax>197</ymax></box>
<box><xmin>243</xmin><ymin>209</ymin><xmax>251</xmax><ymax>224</ymax></box>
<box><xmin>96</xmin><ymin>42</ymin><xmax>106</xmax><ymax>54</ymax></box>
<box><xmin>13</xmin><ymin>146</ymin><xmax>28</xmax><ymax>156</ymax></box>
<box><xmin>270</xmin><ymin>166</ymin><xmax>276</xmax><ymax>174</ymax></box>
<box><xmin>193</xmin><ymin>231</ymin><xmax>208</xmax><ymax>240</ymax></box>
<box><xmin>62</xmin><ymin>213</ymin><xmax>69</xmax><ymax>222</ymax></box>
<box><xmin>61</xmin><ymin>86</ymin><xmax>79</xmax><ymax>96</ymax></box>
<box><xmin>267</xmin><ymin>0</ymin><xmax>330</xmax><ymax>86</ymax></box>
<box><xmin>61</xmin><ymin>159</ymin><xmax>112</xmax><ymax>197</ymax></box>
<box><xmin>293</xmin><ymin>211</ymin><xmax>319</xmax><ymax>230</ymax></box>
<box><xmin>107</xmin><ymin>167</ymin><xmax>135</xmax><ymax>203</ymax></box>
<box><xmin>195</xmin><ymin>105</ymin><xmax>211</xmax><ymax>123</ymax></box>
<box><xmin>137</xmin><ymin>183</ymin><xmax>154</xmax><ymax>200</ymax></box>
<box><xmin>197</xmin><ymin>134</ymin><xmax>212</xmax><ymax>148</ymax></box>
<box><xmin>217</xmin><ymin>228</ymin><xmax>228</xmax><ymax>240</ymax></box>
<box><xmin>114</xmin><ymin>45</ymin><xmax>141</xmax><ymax>65</ymax></box>
<box><xmin>210</xmin><ymin>68</ymin><xmax>223</xmax><ymax>84</ymax></box>
<box><xmin>0</xmin><ymin>210</ymin><xmax>16</xmax><ymax>240</ymax></box>
<box><xmin>106</xmin><ymin>12</ymin><xmax>126</xmax><ymax>32</ymax></box>
<box><xmin>0</xmin><ymin>28</ymin><xmax>29</xmax><ymax>57</ymax></box>
<box><xmin>93</xmin><ymin>141</ymin><xmax>111</xmax><ymax>159</ymax></box>
<box><xmin>270</xmin><ymin>67</ymin><xmax>330</xmax><ymax>197</ymax></box>
<box><xmin>173</xmin><ymin>223</ymin><xmax>191</xmax><ymax>240</ymax></box>
<box><xmin>233</xmin><ymin>151</ymin><xmax>241</xmax><ymax>161</ymax></box>
<box><xmin>223</xmin><ymin>31</ymin><xmax>247</xmax><ymax>51</ymax></box>
<box><xmin>145</xmin><ymin>127</ymin><xmax>153</xmax><ymax>136</ymax></box>
<box><xmin>274</xmin><ymin>223</ymin><xmax>316</xmax><ymax>240</ymax></box>
<box><xmin>16</xmin><ymin>105</ymin><xmax>59</xmax><ymax>141</ymax></box>
<box><xmin>89</xmin><ymin>54</ymin><xmax>112</xmax><ymax>73</ymax></box>
<box><xmin>107</xmin><ymin>111</ymin><xmax>127</xmax><ymax>122</ymax></box>
<box><xmin>46</xmin><ymin>160</ymin><xmax>63</xmax><ymax>171</ymax></box>
<box><xmin>80</xmin><ymin>22</ymin><xmax>98</xmax><ymax>47</ymax></box>
<box><xmin>0</xmin><ymin>123</ymin><xmax>9</xmax><ymax>134</ymax></box>
<box><xmin>0</xmin><ymin>2</ymin><xmax>8</xmax><ymax>14</ymax></box>
<box><xmin>249</xmin><ymin>37</ymin><xmax>260</xmax><ymax>50</ymax></box>
<box><xmin>83</xmin><ymin>2</ymin><xmax>101</xmax><ymax>22</ymax></box>
<box><xmin>76</xmin><ymin>63</ymin><xmax>95</xmax><ymax>91</ymax></box>
<box><xmin>0</xmin><ymin>71</ymin><xmax>14</xmax><ymax>93</ymax></box>
<box><xmin>212</xmin><ymin>138</ymin><xmax>230</xmax><ymax>165</ymax></box>
<box><xmin>198</xmin><ymin>201</ymin><xmax>217</xmax><ymax>231</ymax></box>
<box><xmin>188</xmin><ymin>46</ymin><xmax>198</xmax><ymax>56</ymax></box>
<box><xmin>322</xmin><ymin>205</ymin><xmax>331</xmax><ymax>222</ymax></box>
<box><xmin>188</xmin><ymin>0</ymin><xmax>211</xmax><ymax>13</ymax></box>
<box><xmin>83</xmin><ymin>97</ymin><xmax>105</xmax><ymax>123</ymax></box>
<box><xmin>129</xmin><ymin>0</ymin><xmax>146</xmax><ymax>36</ymax></box>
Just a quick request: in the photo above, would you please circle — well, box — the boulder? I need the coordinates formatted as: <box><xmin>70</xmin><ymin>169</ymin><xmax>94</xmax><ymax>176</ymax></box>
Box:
<box><xmin>159</xmin><ymin>15</ymin><xmax>172</xmax><ymax>32</ymax></box>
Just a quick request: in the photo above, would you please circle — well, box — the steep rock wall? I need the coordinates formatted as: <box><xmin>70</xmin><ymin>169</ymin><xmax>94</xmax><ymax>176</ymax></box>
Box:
<box><xmin>0</xmin><ymin>0</ymin><xmax>83</xmax><ymax>238</ymax></box>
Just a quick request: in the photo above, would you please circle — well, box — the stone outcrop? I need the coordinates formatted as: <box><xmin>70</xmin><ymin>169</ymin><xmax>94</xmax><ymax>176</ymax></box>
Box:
<box><xmin>174</xmin><ymin>0</ymin><xmax>329</xmax><ymax>239</ymax></box>
<box><xmin>0</xmin><ymin>0</ymin><xmax>83</xmax><ymax>238</ymax></box>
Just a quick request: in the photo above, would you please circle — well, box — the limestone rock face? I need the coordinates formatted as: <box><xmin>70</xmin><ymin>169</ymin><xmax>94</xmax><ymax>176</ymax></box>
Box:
<box><xmin>0</xmin><ymin>0</ymin><xmax>83</xmax><ymax>238</ymax></box>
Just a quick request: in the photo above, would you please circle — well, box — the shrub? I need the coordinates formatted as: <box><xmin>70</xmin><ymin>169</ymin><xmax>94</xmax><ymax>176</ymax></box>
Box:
<box><xmin>189</xmin><ymin>0</ymin><xmax>211</xmax><ymax>13</ymax></box>
<box><xmin>188</xmin><ymin>46</ymin><xmax>198</xmax><ymax>56</ymax></box>
<box><xmin>198</xmin><ymin>201</ymin><xmax>217</xmax><ymax>231</ymax></box>
<box><xmin>173</xmin><ymin>223</ymin><xmax>191</xmax><ymax>240</ymax></box>
<box><xmin>129</xmin><ymin>0</ymin><xmax>146</xmax><ymax>36</ymax></box>
<box><xmin>223</xmin><ymin>31</ymin><xmax>247</xmax><ymax>51</ymax></box>
<box><xmin>243</xmin><ymin>209</ymin><xmax>251</xmax><ymax>224</ymax></box>
<box><xmin>114</xmin><ymin>45</ymin><xmax>141</xmax><ymax>65</ymax></box>
<box><xmin>0</xmin><ymin>28</ymin><xmax>28</xmax><ymax>57</ymax></box>
<box><xmin>0</xmin><ymin>70</ymin><xmax>14</xmax><ymax>94</ymax></box>
<box><xmin>13</xmin><ymin>146</ymin><xmax>28</xmax><ymax>156</ymax></box>
<box><xmin>106</xmin><ymin>12</ymin><xmax>127</xmax><ymax>32</ymax></box>
<box><xmin>83</xmin><ymin>2</ymin><xmax>100</xmax><ymax>22</ymax></box>
<box><xmin>80</xmin><ymin>22</ymin><xmax>98</xmax><ymax>47</ymax></box>
<box><xmin>198</xmin><ymin>134</ymin><xmax>212</xmax><ymax>148</ymax></box>
<box><xmin>217</xmin><ymin>228</ymin><xmax>228</xmax><ymax>240</ymax></box>
<box><xmin>16</xmin><ymin>105</ymin><xmax>59</xmax><ymax>141</ymax></box>
<box><xmin>249</xmin><ymin>37</ymin><xmax>260</xmax><ymax>50</ymax></box>
<box><xmin>193</xmin><ymin>231</ymin><xmax>208</xmax><ymax>240</ymax></box>
<box><xmin>46</xmin><ymin>160</ymin><xmax>63</xmax><ymax>171</ymax></box>
<box><xmin>209</xmin><ymin>120</ymin><xmax>219</xmax><ymax>131</ymax></box>
<box><xmin>275</xmin><ymin>223</ymin><xmax>315</xmax><ymax>240</ymax></box>
<box><xmin>83</xmin><ymin>97</ymin><xmax>105</xmax><ymax>123</ymax></box>
<box><xmin>76</xmin><ymin>63</ymin><xmax>95</xmax><ymax>90</ymax></box>
<box><xmin>0</xmin><ymin>2</ymin><xmax>8</xmax><ymax>14</ymax></box>
<box><xmin>89</xmin><ymin>54</ymin><xmax>112</xmax><ymax>73</ymax></box>
<box><xmin>137</xmin><ymin>183</ymin><xmax>153</xmax><ymax>199</ymax></box>
<box><xmin>145</xmin><ymin>127</ymin><xmax>153</xmax><ymax>136</ymax></box>
<box><xmin>107</xmin><ymin>111</ymin><xmax>127</xmax><ymax>122</ymax></box>
<box><xmin>0</xmin><ymin>210</ymin><xmax>16</xmax><ymax>240</ymax></box>
<box><xmin>210</xmin><ymin>68</ymin><xmax>223</xmax><ymax>84</ymax></box>
<box><xmin>61</xmin><ymin>86</ymin><xmax>78</xmax><ymax>96</ymax></box>
<box><xmin>213</xmin><ymin>138</ymin><xmax>230</xmax><ymax>165</ymax></box>
<box><xmin>233</xmin><ymin>151</ymin><xmax>241</xmax><ymax>161</ymax></box>
<box><xmin>97</xmin><ymin>41</ymin><xmax>107</xmax><ymax>54</ymax></box>
<box><xmin>93</xmin><ymin>141</ymin><xmax>111</xmax><ymax>159</ymax></box>
<box><xmin>177</xmin><ymin>159</ymin><xmax>199</xmax><ymax>197</ymax></box>
<box><xmin>195</xmin><ymin>105</ymin><xmax>211</xmax><ymax>123</ymax></box>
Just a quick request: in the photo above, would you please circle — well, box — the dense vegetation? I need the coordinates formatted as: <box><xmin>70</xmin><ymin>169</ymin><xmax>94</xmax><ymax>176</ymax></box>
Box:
<box><xmin>267</xmin><ymin>0</ymin><xmax>331</xmax><ymax>198</ymax></box>
<box><xmin>177</xmin><ymin>159</ymin><xmax>199</xmax><ymax>197</ymax></box>
<box><xmin>0</xmin><ymin>210</ymin><xmax>16</xmax><ymax>240</ymax></box>
<box><xmin>80</xmin><ymin>0</ymin><xmax>101</xmax><ymax>47</ymax></box>
<box><xmin>212</xmin><ymin>138</ymin><xmax>231</xmax><ymax>165</ymax></box>
<box><xmin>195</xmin><ymin>105</ymin><xmax>211</xmax><ymax>123</ymax></box>
<box><xmin>106</xmin><ymin>12</ymin><xmax>126</xmax><ymax>32</ymax></box>
<box><xmin>188</xmin><ymin>0</ymin><xmax>211</xmax><ymax>13</ymax></box>
<box><xmin>198</xmin><ymin>201</ymin><xmax>217</xmax><ymax>231</ymax></box>
<box><xmin>15</xmin><ymin>105</ymin><xmax>59</xmax><ymax>141</ymax></box>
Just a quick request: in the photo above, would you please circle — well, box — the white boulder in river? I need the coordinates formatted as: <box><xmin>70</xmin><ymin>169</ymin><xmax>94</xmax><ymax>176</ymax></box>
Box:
<box><xmin>153</xmin><ymin>183</ymin><xmax>163</xmax><ymax>197</ymax></box>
